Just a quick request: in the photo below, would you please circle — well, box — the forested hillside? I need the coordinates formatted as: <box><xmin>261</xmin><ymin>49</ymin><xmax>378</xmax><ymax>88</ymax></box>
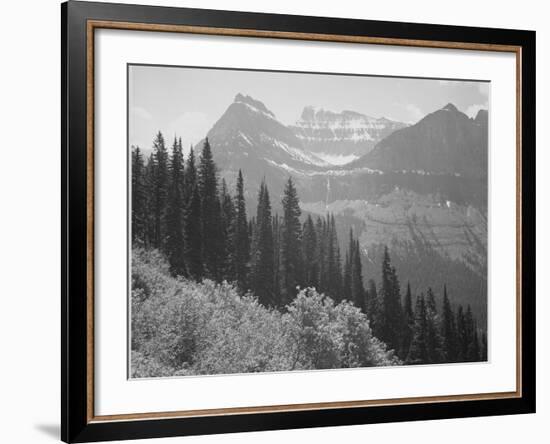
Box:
<box><xmin>130</xmin><ymin>132</ymin><xmax>487</xmax><ymax>377</ymax></box>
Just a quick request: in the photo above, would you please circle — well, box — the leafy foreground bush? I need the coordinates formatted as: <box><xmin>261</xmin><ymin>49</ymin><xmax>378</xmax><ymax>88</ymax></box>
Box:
<box><xmin>131</xmin><ymin>248</ymin><xmax>400</xmax><ymax>378</ymax></box>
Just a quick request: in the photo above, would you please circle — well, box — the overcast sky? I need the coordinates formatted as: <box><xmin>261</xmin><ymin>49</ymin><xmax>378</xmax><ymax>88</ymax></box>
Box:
<box><xmin>129</xmin><ymin>64</ymin><xmax>489</xmax><ymax>152</ymax></box>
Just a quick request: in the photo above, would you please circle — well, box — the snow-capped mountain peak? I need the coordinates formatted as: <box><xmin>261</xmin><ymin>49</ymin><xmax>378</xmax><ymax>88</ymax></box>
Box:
<box><xmin>290</xmin><ymin>106</ymin><xmax>407</xmax><ymax>159</ymax></box>
<box><xmin>197</xmin><ymin>94</ymin><xmax>331</xmax><ymax>179</ymax></box>
<box><xmin>233</xmin><ymin>93</ymin><xmax>276</xmax><ymax>119</ymax></box>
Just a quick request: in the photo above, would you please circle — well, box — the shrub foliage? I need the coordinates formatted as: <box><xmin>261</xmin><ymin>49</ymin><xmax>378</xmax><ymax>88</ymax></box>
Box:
<box><xmin>131</xmin><ymin>248</ymin><xmax>398</xmax><ymax>377</ymax></box>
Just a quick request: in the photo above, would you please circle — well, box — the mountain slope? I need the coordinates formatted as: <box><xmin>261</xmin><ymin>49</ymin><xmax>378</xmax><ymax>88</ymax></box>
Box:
<box><xmin>352</xmin><ymin>103</ymin><xmax>488</xmax><ymax>178</ymax></box>
<box><xmin>204</xmin><ymin>93</ymin><xmax>329</xmax><ymax>168</ymax></box>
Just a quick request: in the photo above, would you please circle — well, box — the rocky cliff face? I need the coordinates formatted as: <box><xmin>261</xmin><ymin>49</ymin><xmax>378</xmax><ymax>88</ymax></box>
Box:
<box><xmin>290</xmin><ymin>106</ymin><xmax>407</xmax><ymax>164</ymax></box>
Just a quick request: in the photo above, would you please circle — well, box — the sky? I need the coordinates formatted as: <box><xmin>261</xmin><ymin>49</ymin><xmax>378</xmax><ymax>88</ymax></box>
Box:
<box><xmin>129</xmin><ymin>64</ymin><xmax>489</xmax><ymax>152</ymax></box>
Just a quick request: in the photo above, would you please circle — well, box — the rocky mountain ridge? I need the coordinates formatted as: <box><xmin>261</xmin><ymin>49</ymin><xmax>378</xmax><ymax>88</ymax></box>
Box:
<box><xmin>290</xmin><ymin>106</ymin><xmax>407</xmax><ymax>163</ymax></box>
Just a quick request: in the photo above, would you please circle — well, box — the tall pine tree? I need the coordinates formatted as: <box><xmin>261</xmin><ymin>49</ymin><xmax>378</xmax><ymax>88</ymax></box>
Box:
<box><xmin>272</xmin><ymin>214</ymin><xmax>281</xmax><ymax>298</ymax></box>
<box><xmin>165</xmin><ymin>137</ymin><xmax>186</xmax><ymax>276</ymax></box>
<box><xmin>150</xmin><ymin>131</ymin><xmax>169</xmax><ymax>251</ymax></box>
<box><xmin>327</xmin><ymin>215</ymin><xmax>342</xmax><ymax>301</ymax></box>
<box><xmin>400</xmin><ymin>282</ymin><xmax>414</xmax><ymax>360</ymax></box>
<box><xmin>407</xmin><ymin>294</ymin><xmax>429</xmax><ymax>364</ymax></box>
<box><xmin>379</xmin><ymin>246</ymin><xmax>403</xmax><ymax>353</ymax></box>
<box><xmin>131</xmin><ymin>146</ymin><xmax>147</xmax><ymax>246</ymax></box>
<box><xmin>183</xmin><ymin>148</ymin><xmax>202</xmax><ymax>280</ymax></box>
<box><xmin>480</xmin><ymin>331</ymin><xmax>488</xmax><ymax>361</ymax></box>
<box><xmin>464</xmin><ymin>305</ymin><xmax>478</xmax><ymax>361</ymax></box>
<box><xmin>425</xmin><ymin>287</ymin><xmax>443</xmax><ymax>363</ymax></box>
<box><xmin>351</xmin><ymin>238</ymin><xmax>365</xmax><ymax>311</ymax></box>
<box><xmin>279</xmin><ymin>177</ymin><xmax>303</xmax><ymax>305</ymax></box>
<box><xmin>316</xmin><ymin>217</ymin><xmax>328</xmax><ymax>294</ymax></box>
<box><xmin>183</xmin><ymin>145</ymin><xmax>197</xmax><ymax>205</ymax></box>
<box><xmin>232</xmin><ymin>170</ymin><xmax>250</xmax><ymax>292</ymax></box>
<box><xmin>219</xmin><ymin>179</ymin><xmax>235</xmax><ymax>282</ymax></box>
<box><xmin>343</xmin><ymin>230</ymin><xmax>353</xmax><ymax>302</ymax></box>
<box><xmin>251</xmin><ymin>181</ymin><xmax>275</xmax><ymax>307</ymax></box>
<box><xmin>198</xmin><ymin>138</ymin><xmax>222</xmax><ymax>281</ymax></box>
<box><xmin>302</xmin><ymin>215</ymin><xmax>318</xmax><ymax>289</ymax></box>
<box><xmin>456</xmin><ymin>305</ymin><xmax>467</xmax><ymax>362</ymax></box>
<box><xmin>367</xmin><ymin>279</ymin><xmax>381</xmax><ymax>337</ymax></box>
<box><xmin>441</xmin><ymin>284</ymin><xmax>458</xmax><ymax>362</ymax></box>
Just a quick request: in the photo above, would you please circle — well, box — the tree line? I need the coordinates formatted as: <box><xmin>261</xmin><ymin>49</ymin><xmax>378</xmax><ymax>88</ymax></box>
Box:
<box><xmin>131</xmin><ymin>131</ymin><xmax>486</xmax><ymax>364</ymax></box>
<box><xmin>368</xmin><ymin>252</ymin><xmax>488</xmax><ymax>364</ymax></box>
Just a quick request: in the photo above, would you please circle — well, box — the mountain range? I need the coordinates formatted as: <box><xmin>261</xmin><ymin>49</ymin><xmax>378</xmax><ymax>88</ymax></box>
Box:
<box><xmin>196</xmin><ymin>93</ymin><xmax>489</xmax><ymax>322</ymax></box>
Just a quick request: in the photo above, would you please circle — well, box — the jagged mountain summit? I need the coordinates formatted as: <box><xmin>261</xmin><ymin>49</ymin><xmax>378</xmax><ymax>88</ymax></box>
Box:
<box><xmin>354</xmin><ymin>103</ymin><xmax>489</xmax><ymax>178</ymax></box>
<box><xmin>200</xmin><ymin>93</ymin><xmax>329</xmax><ymax>170</ymax></box>
<box><xmin>290</xmin><ymin>106</ymin><xmax>407</xmax><ymax>164</ymax></box>
<box><xmin>196</xmin><ymin>93</ymin><xmax>334</xmax><ymax>205</ymax></box>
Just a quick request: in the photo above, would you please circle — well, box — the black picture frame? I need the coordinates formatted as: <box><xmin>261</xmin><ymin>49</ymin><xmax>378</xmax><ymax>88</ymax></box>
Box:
<box><xmin>61</xmin><ymin>1</ymin><xmax>536</xmax><ymax>442</ymax></box>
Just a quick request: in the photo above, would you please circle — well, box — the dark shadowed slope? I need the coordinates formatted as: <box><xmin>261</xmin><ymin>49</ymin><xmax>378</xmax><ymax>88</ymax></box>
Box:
<box><xmin>352</xmin><ymin>103</ymin><xmax>488</xmax><ymax>178</ymax></box>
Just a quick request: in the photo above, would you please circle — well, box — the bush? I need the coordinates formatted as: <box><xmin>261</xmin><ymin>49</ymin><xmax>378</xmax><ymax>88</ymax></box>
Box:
<box><xmin>285</xmin><ymin>289</ymin><xmax>398</xmax><ymax>370</ymax></box>
<box><xmin>131</xmin><ymin>249</ymin><xmax>399</xmax><ymax>378</ymax></box>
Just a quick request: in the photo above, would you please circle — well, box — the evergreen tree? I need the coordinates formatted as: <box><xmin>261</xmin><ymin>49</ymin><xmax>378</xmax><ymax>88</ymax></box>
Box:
<box><xmin>441</xmin><ymin>284</ymin><xmax>458</xmax><ymax>362</ymax></box>
<box><xmin>144</xmin><ymin>153</ymin><xmax>156</xmax><ymax>247</ymax></box>
<box><xmin>367</xmin><ymin>279</ymin><xmax>381</xmax><ymax>337</ymax></box>
<box><xmin>425</xmin><ymin>287</ymin><xmax>443</xmax><ymax>363</ymax></box>
<box><xmin>407</xmin><ymin>294</ymin><xmax>429</xmax><ymax>364</ymax></box>
<box><xmin>183</xmin><ymin>146</ymin><xmax>197</xmax><ymax>205</ymax></box>
<box><xmin>131</xmin><ymin>146</ymin><xmax>147</xmax><ymax>246</ymax></box>
<box><xmin>272</xmin><ymin>214</ymin><xmax>281</xmax><ymax>298</ymax></box>
<box><xmin>400</xmin><ymin>282</ymin><xmax>414</xmax><ymax>360</ymax></box>
<box><xmin>343</xmin><ymin>230</ymin><xmax>353</xmax><ymax>302</ymax></box>
<box><xmin>327</xmin><ymin>215</ymin><xmax>342</xmax><ymax>301</ymax></box>
<box><xmin>480</xmin><ymin>331</ymin><xmax>488</xmax><ymax>361</ymax></box>
<box><xmin>232</xmin><ymin>170</ymin><xmax>250</xmax><ymax>292</ymax></box>
<box><xmin>279</xmin><ymin>177</ymin><xmax>303</xmax><ymax>305</ymax></box>
<box><xmin>248</xmin><ymin>218</ymin><xmax>255</xmax><ymax>246</ymax></box>
<box><xmin>316</xmin><ymin>217</ymin><xmax>328</xmax><ymax>294</ymax></box>
<box><xmin>251</xmin><ymin>181</ymin><xmax>275</xmax><ymax>307</ymax></box>
<box><xmin>464</xmin><ymin>305</ymin><xmax>478</xmax><ymax>361</ymax></box>
<box><xmin>456</xmin><ymin>305</ymin><xmax>467</xmax><ymax>362</ymax></box>
<box><xmin>379</xmin><ymin>246</ymin><xmax>403</xmax><ymax>353</ymax></box>
<box><xmin>184</xmin><ymin>183</ymin><xmax>203</xmax><ymax>280</ymax></box>
<box><xmin>150</xmin><ymin>131</ymin><xmax>169</xmax><ymax>250</ymax></box>
<box><xmin>351</xmin><ymin>239</ymin><xmax>365</xmax><ymax>311</ymax></box>
<box><xmin>468</xmin><ymin>321</ymin><xmax>480</xmax><ymax>362</ymax></box>
<box><xmin>198</xmin><ymin>138</ymin><xmax>222</xmax><ymax>281</ymax></box>
<box><xmin>165</xmin><ymin>137</ymin><xmax>186</xmax><ymax>276</ymax></box>
<box><xmin>219</xmin><ymin>179</ymin><xmax>235</xmax><ymax>281</ymax></box>
<box><xmin>302</xmin><ymin>215</ymin><xmax>318</xmax><ymax>289</ymax></box>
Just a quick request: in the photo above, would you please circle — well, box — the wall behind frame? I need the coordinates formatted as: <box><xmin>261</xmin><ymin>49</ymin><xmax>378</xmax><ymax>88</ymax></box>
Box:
<box><xmin>0</xmin><ymin>0</ymin><xmax>546</xmax><ymax>443</ymax></box>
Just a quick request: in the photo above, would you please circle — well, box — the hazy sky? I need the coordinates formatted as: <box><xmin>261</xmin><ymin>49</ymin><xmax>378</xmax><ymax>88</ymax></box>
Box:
<box><xmin>129</xmin><ymin>64</ymin><xmax>489</xmax><ymax>152</ymax></box>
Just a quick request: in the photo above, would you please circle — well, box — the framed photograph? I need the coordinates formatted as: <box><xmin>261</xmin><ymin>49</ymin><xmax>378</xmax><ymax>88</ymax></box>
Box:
<box><xmin>61</xmin><ymin>1</ymin><xmax>535</xmax><ymax>442</ymax></box>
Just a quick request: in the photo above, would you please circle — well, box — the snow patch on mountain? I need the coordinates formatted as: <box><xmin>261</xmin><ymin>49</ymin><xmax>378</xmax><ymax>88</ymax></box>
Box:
<box><xmin>238</xmin><ymin>131</ymin><xmax>253</xmax><ymax>146</ymax></box>
<box><xmin>290</xmin><ymin>106</ymin><xmax>408</xmax><ymax>157</ymax></box>
<box><xmin>265</xmin><ymin>159</ymin><xmax>383</xmax><ymax>177</ymax></box>
<box><xmin>260</xmin><ymin>135</ymin><xmax>330</xmax><ymax>167</ymax></box>
<box><xmin>315</xmin><ymin>152</ymin><xmax>359</xmax><ymax>165</ymax></box>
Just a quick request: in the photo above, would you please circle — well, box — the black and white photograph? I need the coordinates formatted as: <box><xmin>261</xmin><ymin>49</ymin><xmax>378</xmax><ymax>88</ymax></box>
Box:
<box><xmin>129</xmin><ymin>65</ymin><xmax>489</xmax><ymax>378</ymax></box>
